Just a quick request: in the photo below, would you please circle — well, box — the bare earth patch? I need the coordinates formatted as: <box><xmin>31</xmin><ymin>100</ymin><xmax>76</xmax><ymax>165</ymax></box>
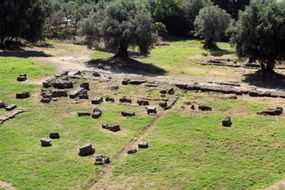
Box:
<box><xmin>0</xmin><ymin>180</ymin><xmax>16</xmax><ymax>190</ymax></box>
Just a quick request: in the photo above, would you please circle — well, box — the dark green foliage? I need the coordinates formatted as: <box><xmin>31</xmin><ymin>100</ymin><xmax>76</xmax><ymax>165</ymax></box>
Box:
<box><xmin>184</xmin><ymin>0</ymin><xmax>211</xmax><ymax>33</ymax></box>
<box><xmin>228</xmin><ymin>1</ymin><xmax>285</xmax><ymax>72</ymax></box>
<box><xmin>194</xmin><ymin>5</ymin><xmax>231</xmax><ymax>49</ymax></box>
<box><xmin>212</xmin><ymin>0</ymin><xmax>250</xmax><ymax>18</ymax></box>
<box><xmin>148</xmin><ymin>0</ymin><xmax>189</xmax><ymax>36</ymax></box>
<box><xmin>0</xmin><ymin>0</ymin><xmax>45</xmax><ymax>44</ymax></box>
<box><xmin>81</xmin><ymin>0</ymin><xmax>157</xmax><ymax>58</ymax></box>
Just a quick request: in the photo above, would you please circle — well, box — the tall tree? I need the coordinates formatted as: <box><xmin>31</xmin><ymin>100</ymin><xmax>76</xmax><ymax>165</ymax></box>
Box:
<box><xmin>228</xmin><ymin>1</ymin><xmax>285</xmax><ymax>72</ymax></box>
<box><xmin>81</xmin><ymin>0</ymin><xmax>157</xmax><ymax>59</ymax></box>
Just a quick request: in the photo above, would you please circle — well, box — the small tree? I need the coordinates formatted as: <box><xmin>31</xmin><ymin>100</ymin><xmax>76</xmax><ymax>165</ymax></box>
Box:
<box><xmin>194</xmin><ymin>5</ymin><xmax>231</xmax><ymax>49</ymax></box>
<box><xmin>81</xmin><ymin>0</ymin><xmax>157</xmax><ymax>59</ymax></box>
<box><xmin>228</xmin><ymin>2</ymin><xmax>285</xmax><ymax>72</ymax></box>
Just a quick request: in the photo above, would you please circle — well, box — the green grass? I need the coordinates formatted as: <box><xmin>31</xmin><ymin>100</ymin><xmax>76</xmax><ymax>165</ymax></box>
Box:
<box><xmin>0</xmin><ymin>57</ymin><xmax>154</xmax><ymax>190</ymax></box>
<box><xmin>109</xmin><ymin>97</ymin><xmax>285</xmax><ymax>190</ymax></box>
<box><xmin>91</xmin><ymin>40</ymin><xmax>235</xmax><ymax>76</ymax></box>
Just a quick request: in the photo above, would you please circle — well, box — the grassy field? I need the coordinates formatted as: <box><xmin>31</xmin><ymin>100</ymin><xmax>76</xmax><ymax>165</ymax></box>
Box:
<box><xmin>0</xmin><ymin>57</ymin><xmax>154</xmax><ymax>190</ymax></box>
<box><xmin>105</xmin><ymin>93</ymin><xmax>285</xmax><ymax>190</ymax></box>
<box><xmin>1</xmin><ymin>41</ymin><xmax>285</xmax><ymax>190</ymax></box>
<box><xmin>92</xmin><ymin>40</ymin><xmax>237</xmax><ymax>79</ymax></box>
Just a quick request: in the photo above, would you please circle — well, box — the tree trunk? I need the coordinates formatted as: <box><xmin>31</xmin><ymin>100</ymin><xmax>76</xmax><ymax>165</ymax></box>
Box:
<box><xmin>203</xmin><ymin>38</ymin><xmax>216</xmax><ymax>49</ymax></box>
<box><xmin>260</xmin><ymin>60</ymin><xmax>275</xmax><ymax>73</ymax></box>
<box><xmin>115</xmin><ymin>42</ymin><xmax>129</xmax><ymax>59</ymax></box>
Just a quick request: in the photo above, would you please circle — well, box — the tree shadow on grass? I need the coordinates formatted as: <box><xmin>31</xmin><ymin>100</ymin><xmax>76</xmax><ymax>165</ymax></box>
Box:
<box><xmin>87</xmin><ymin>57</ymin><xmax>167</xmax><ymax>76</ymax></box>
<box><xmin>242</xmin><ymin>70</ymin><xmax>285</xmax><ymax>91</ymax></box>
<box><xmin>0</xmin><ymin>46</ymin><xmax>51</xmax><ymax>58</ymax></box>
<box><xmin>209</xmin><ymin>46</ymin><xmax>234</xmax><ymax>57</ymax></box>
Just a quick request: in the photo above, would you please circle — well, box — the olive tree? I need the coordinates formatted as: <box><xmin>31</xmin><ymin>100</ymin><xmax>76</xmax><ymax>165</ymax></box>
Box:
<box><xmin>81</xmin><ymin>0</ymin><xmax>157</xmax><ymax>59</ymax></box>
<box><xmin>194</xmin><ymin>5</ymin><xmax>231</xmax><ymax>49</ymax></box>
<box><xmin>228</xmin><ymin>2</ymin><xmax>285</xmax><ymax>72</ymax></box>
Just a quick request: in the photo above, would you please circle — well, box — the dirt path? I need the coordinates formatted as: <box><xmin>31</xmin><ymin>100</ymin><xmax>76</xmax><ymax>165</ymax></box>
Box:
<box><xmin>33</xmin><ymin>55</ymin><xmax>92</xmax><ymax>73</ymax></box>
<box><xmin>0</xmin><ymin>180</ymin><xmax>16</xmax><ymax>190</ymax></box>
<box><xmin>265</xmin><ymin>180</ymin><xmax>285</xmax><ymax>190</ymax></box>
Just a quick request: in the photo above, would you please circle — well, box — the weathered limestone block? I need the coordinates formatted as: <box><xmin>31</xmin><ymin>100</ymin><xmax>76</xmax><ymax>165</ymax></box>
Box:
<box><xmin>5</xmin><ymin>104</ymin><xmax>17</xmax><ymax>111</ymax></box>
<box><xmin>138</xmin><ymin>141</ymin><xmax>149</xmax><ymax>149</ymax></box>
<box><xmin>102</xmin><ymin>124</ymin><xmax>120</xmax><ymax>132</ymax></box>
<box><xmin>222</xmin><ymin>117</ymin><xmax>232</xmax><ymax>127</ymax></box>
<box><xmin>257</xmin><ymin>107</ymin><xmax>283</xmax><ymax>116</ymax></box>
<box><xmin>40</xmin><ymin>138</ymin><xmax>52</xmax><ymax>147</ymax></box>
<box><xmin>49</xmin><ymin>133</ymin><xmax>60</xmax><ymax>139</ymax></box>
<box><xmin>94</xmin><ymin>155</ymin><xmax>110</xmax><ymax>165</ymax></box>
<box><xmin>17</xmin><ymin>74</ymin><xmax>27</xmax><ymax>82</ymax></box>
<box><xmin>121</xmin><ymin>111</ymin><xmax>135</xmax><ymax>117</ymax></box>
<box><xmin>16</xmin><ymin>92</ymin><xmax>30</xmax><ymax>99</ymax></box>
<box><xmin>77</xmin><ymin>111</ymin><xmax>91</xmax><ymax>117</ymax></box>
<box><xmin>119</xmin><ymin>96</ymin><xmax>132</xmax><ymax>104</ymax></box>
<box><xmin>91</xmin><ymin>97</ymin><xmax>103</xmax><ymax>105</ymax></box>
<box><xmin>137</xmin><ymin>99</ymin><xmax>150</xmax><ymax>106</ymax></box>
<box><xmin>91</xmin><ymin>108</ymin><xmax>102</xmax><ymax>119</ymax></box>
<box><xmin>78</xmin><ymin>144</ymin><xmax>95</xmax><ymax>156</ymax></box>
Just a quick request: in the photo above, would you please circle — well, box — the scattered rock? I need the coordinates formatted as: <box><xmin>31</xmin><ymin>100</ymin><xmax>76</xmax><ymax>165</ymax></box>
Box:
<box><xmin>49</xmin><ymin>133</ymin><xmax>60</xmax><ymax>139</ymax></box>
<box><xmin>164</xmin><ymin>97</ymin><xmax>178</xmax><ymax>110</ymax></box>
<box><xmin>78</xmin><ymin>144</ymin><xmax>95</xmax><ymax>156</ymax></box>
<box><xmin>122</xmin><ymin>78</ymin><xmax>130</xmax><ymax>85</ymax></box>
<box><xmin>127</xmin><ymin>149</ymin><xmax>137</xmax><ymax>154</ymax></box>
<box><xmin>41</xmin><ymin>98</ymin><xmax>51</xmax><ymax>104</ymax></box>
<box><xmin>91</xmin><ymin>97</ymin><xmax>103</xmax><ymax>105</ymax></box>
<box><xmin>41</xmin><ymin>89</ymin><xmax>52</xmax><ymax>98</ymax></box>
<box><xmin>119</xmin><ymin>96</ymin><xmax>132</xmax><ymax>104</ymax></box>
<box><xmin>77</xmin><ymin>111</ymin><xmax>91</xmax><ymax>117</ymax></box>
<box><xmin>17</xmin><ymin>74</ymin><xmax>27</xmax><ymax>82</ymax></box>
<box><xmin>138</xmin><ymin>141</ymin><xmax>149</xmax><ymax>149</ymax></box>
<box><xmin>40</xmin><ymin>138</ymin><xmax>52</xmax><ymax>147</ymax></box>
<box><xmin>160</xmin><ymin>87</ymin><xmax>175</xmax><ymax>95</ymax></box>
<box><xmin>0</xmin><ymin>101</ymin><xmax>6</xmax><ymax>109</ymax></box>
<box><xmin>92</xmin><ymin>108</ymin><xmax>102</xmax><ymax>119</ymax></box>
<box><xmin>52</xmin><ymin>79</ymin><xmax>73</xmax><ymax>89</ymax></box>
<box><xmin>16</xmin><ymin>92</ymin><xmax>30</xmax><ymax>99</ymax></box>
<box><xmin>121</xmin><ymin>111</ymin><xmax>135</xmax><ymax>117</ymax></box>
<box><xmin>198</xmin><ymin>105</ymin><xmax>212</xmax><ymax>111</ymax></box>
<box><xmin>137</xmin><ymin>99</ymin><xmax>149</xmax><ymax>106</ymax></box>
<box><xmin>93</xmin><ymin>71</ymin><xmax>101</xmax><ymax>77</ymax></box>
<box><xmin>105</xmin><ymin>97</ymin><xmax>115</xmax><ymax>103</ymax></box>
<box><xmin>94</xmin><ymin>155</ymin><xmax>110</xmax><ymax>165</ymax></box>
<box><xmin>222</xmin><ymin>117</ymin><xmax>232</xmax><ymax>127</ymax></box>
<box><xmin>69</xmin><ymin>88</ymin><xmax>88</xmax><ymax>99</ymax></box>
<box><xmin>51</xmin><ymin>90</ymin><xmax>68</xmax><ymax>97</ymax></box>
<box><xmin>102</xmin><ymin>124</ymin><xmax>120</xmax><ymax>132</ymax></box>
<box><xmin>159</xmin><ymin>101</ymin><xmax>168</xmax><ymax>108</ymax></box>
<box><xmin>80</xmin><ymin>82</ymin><xmax>90</xmax><ymax>90</ymax></box>
<box><xmin>128</xmin><ymin>80</ymin><xmax>147</xmax><ymax>85</ymax></box>
<box><xmin>42</xmin><ymin>77</ymin><xmax>56</xmax><ymax>88</ymax></box>
<box><xmin>5</xmin><ymin>104</ymin><xmax>17</xmax><ymax>111</ymax></box>
<box><xmin>257</xmin><ymin>107</ymin><xmax>283</xmax><ymax>116</ymax></box>
<box><xmin>147</xmin><ymin>107</ymin><xmax>157</xmax><ymax>115</ymax></box>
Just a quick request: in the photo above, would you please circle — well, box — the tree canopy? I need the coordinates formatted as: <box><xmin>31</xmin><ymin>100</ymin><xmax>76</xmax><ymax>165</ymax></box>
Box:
<box><xmin>0</xmin><ymin>0</ymin><xmax>45</xmax><ymax>44</ymax></box>
<box><xmin>194</xmin><ymin>5</ymin><xmax>231</xmax><ymax>49</ymax></box>
<box><xmin>81</xmin><ymin>0</ymin><xmax>157</xmax><ymax>59</ymax></box>
<box><xmin>228</xmin><ymin>1</ymin><xmax>285</xmax><ymax>72</ymax></box>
